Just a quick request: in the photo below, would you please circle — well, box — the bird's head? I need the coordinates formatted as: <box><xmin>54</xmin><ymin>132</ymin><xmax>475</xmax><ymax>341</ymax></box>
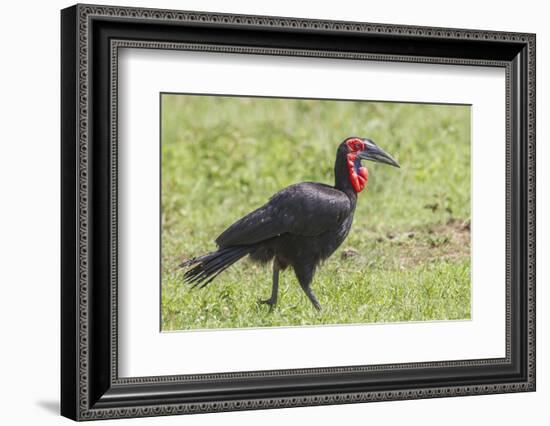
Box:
<box><xmin>339</xmin><ymin>137</ymin><xmax>400</xmax><ymax>193</ymax></box>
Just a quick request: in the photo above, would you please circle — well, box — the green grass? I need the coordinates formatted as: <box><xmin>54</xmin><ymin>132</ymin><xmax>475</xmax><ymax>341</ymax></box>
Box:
<box><xmin>161</xmin><ymin>95</ymin><xmax>471</xmax><ymax>331</ymax></box>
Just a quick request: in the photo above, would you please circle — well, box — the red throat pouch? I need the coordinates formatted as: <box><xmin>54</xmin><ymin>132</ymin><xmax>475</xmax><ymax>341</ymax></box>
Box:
<box><xmin>347</xmin><ymin>153</ymin><xmax>368</xmax><ymax>192</ymax></box>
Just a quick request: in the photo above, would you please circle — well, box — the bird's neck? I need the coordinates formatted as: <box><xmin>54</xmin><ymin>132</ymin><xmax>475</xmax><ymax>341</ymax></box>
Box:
<box><xmin>334</xmin><ymin>152</ymin><xmax>367</xmax><ymax>198</ymax></box>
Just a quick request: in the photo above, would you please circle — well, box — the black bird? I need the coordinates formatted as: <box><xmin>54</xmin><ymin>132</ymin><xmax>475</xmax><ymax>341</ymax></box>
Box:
<box><xmin>180</xmin><ymin>137</ymin><xmax>399</xmax><ymax>310</ymax></box>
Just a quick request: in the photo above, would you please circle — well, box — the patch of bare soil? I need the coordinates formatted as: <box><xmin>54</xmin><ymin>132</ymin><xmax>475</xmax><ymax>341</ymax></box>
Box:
<box><xmin>390</xmin><ymin>218</ymin><xmax>471</xmax><ymax>268</ymax></box>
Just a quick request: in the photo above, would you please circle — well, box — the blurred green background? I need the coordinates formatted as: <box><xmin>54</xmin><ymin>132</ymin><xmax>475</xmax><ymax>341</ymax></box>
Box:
<box><xmin>161</xmin><ymin>94</ymin><xmax>471</xmax><ymax>331</ymax></box>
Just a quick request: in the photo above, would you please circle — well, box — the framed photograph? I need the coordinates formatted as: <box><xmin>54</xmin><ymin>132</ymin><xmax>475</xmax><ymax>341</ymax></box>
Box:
<box><xmin>61</xmin><ymin>4</ymin><xmax>536</xmax><ymax>421</ymax></box>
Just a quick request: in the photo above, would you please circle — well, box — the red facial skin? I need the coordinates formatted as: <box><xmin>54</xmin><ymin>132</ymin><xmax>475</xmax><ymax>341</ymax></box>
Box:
<box><xmin>345</xmin><ymin>138</ymin><xmax>369</xmax><ymax>193</ymax></box>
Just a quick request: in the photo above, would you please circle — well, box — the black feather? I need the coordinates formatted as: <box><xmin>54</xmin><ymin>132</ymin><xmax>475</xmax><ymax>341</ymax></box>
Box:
<box><xmin>181</xmin><ymin>246</ymin><xmax>251</xmax><ymax>289</ymax></box>
<box><xmin>215</xmin><ymin>182</ymin><xmax>352</xmax><ymax>247</ymax></box>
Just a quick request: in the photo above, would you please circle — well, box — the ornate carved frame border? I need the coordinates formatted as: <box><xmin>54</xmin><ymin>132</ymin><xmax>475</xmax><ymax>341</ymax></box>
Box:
<box><xmin>61</xmin><ymin>3</ymin><xmax>536</xmax><ymax>421</ymax></box>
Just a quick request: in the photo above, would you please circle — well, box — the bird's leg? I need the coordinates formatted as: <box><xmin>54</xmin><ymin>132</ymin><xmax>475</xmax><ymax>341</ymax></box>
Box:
<box><xmin>303</xmin><ymin>287</ymin><xmax>322</xmax><ymax>311</ymax></box>
<box><xmin>259</xmin><ymin>260</ymin><xmax>280</xmax><ymax>310</ymax></box>
<box><xmin>294</xmin><ymin>265</ymin><xmax>322</xmax><ymax>311</ymax></box>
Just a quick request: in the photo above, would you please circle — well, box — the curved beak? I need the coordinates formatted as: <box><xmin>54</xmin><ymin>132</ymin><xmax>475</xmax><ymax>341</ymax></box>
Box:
<box><xmin>357</xmin><ymin>142</ymin><xmax>400</xmax><ymax>168</ymax></box>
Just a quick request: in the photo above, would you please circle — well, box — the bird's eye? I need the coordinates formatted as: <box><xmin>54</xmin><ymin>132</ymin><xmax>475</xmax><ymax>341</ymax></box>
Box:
<box><xmin>346</xmin><ymin>139</ymin><xmax>364</xmax><ymax>152</ymax></box>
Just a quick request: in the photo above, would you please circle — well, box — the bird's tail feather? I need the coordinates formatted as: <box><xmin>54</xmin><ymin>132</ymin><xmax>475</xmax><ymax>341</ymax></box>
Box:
<box><xmin>179</xmin><ymin>246</ymin><xmax>251</xmax><ymax>289</ymax></box>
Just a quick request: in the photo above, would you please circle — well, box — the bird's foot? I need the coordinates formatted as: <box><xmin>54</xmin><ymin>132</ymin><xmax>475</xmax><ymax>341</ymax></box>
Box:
<box><xmin>309</xmin><ymin>299</ymin><xmax>322</xmax><ymax>311</ymax></box>
<box><xmin>258</xmin><ymin>297</ymin><xmax>277</xmax><ymax>312</ymax></box>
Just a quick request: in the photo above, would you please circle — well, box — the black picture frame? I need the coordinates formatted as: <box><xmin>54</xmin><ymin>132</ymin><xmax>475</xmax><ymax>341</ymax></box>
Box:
<box><xmin>61</xmin><ymin>3</ymin><xmax>536</xmax><ymax>421</ymax></box>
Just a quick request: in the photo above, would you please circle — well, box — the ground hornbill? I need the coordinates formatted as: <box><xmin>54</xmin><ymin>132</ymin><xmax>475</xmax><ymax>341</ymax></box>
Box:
<box><xmin>180</xmin><ymin>137</ymin><xmax>399</xmax><ymax>311</ymax></box>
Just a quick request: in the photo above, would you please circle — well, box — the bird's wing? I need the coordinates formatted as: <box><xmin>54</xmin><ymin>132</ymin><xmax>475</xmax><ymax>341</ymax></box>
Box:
<box><xmin>215</xmin><ymin>183</ymin><xmax>352</xmax><ymax>247</ymax></box>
